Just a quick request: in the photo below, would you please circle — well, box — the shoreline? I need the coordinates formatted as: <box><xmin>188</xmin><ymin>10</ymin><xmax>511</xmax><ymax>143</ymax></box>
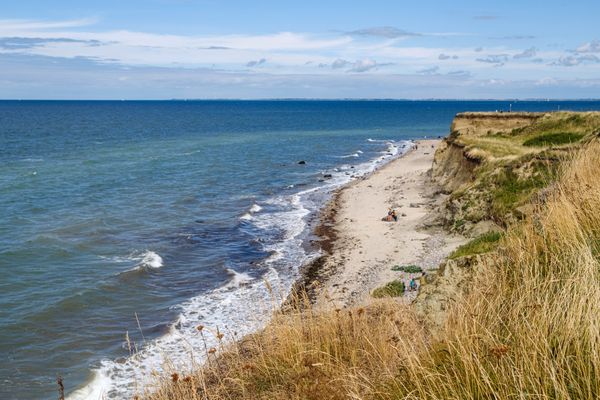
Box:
<box><xmin>297</xmin><ymin>139</ymin><xmax>466</xmax><ymax>308</ymax></box>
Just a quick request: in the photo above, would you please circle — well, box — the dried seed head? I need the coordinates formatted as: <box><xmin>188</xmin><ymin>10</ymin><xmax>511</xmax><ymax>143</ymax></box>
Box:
<box><xmin>196</xmin><ymin>325</ymin><xmax>204</xmax><ymax>332</ymax></box>
<box><xmin>171</xmin><ymin>373</ymin><xmax>179</xmax><ymax>383</ymax></box>
<box><xmin>208</xmin><ymin>347</ymin><xmax>217</xmax><ymax>354</ymax></box>
<box><xmin>216</xmin><ymin>333</ymin><xmax>224</xmax><ymax>340</ymax></box>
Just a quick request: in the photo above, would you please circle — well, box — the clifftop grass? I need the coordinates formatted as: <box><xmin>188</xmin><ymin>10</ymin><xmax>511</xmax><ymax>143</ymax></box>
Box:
<box><xmin>439</xmin><ymin>112</ymin><xmax>600</xmax><ymax>231</ymax></box>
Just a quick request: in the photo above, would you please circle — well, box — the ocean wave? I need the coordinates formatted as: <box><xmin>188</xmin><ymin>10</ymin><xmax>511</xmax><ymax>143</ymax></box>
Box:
<box><xmin>339</xmin><ymin>152</ymin><xmax>360</xmax><ymax>158</ymax></box>
<box><xmin>240</xmin><ymin>203</ymin><xmax>263</xmax><ymax>221</ymax></box>
<box><xmin>139</xmin><ymin>251</ymin><xmax>163</xmax><ymax>269</ymax></box>
<box><xmin>112</xmin><ymin>251</ymin><xmax>165</xmax><ymax>274</ymax></box>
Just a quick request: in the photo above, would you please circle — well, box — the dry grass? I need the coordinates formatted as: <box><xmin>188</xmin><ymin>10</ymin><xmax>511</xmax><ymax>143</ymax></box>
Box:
<box><xmin>145</xmin><ymin>294</ymin><xmax>426</xmax><ymax>400</ymax></box>
<box><xmin>147</xmin><ymin>140</ymin><xmax>600</xmax><ymax>400</ymax></box>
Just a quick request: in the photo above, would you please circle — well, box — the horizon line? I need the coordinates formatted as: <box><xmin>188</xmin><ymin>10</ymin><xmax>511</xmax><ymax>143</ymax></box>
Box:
<box><xmin>2</xmin><ymin>98</ymin><xmax>600</xmax><ymax>102</ymax></box>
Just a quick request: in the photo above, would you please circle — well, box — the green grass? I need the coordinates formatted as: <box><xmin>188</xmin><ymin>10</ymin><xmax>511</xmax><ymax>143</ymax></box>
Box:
<box><xmin>449</xmin><ymin>231</ymin><xmax>502</xmax><ymax>259</ymax></box>
<box><xmin>371</xmin><ymin>280</ymin><xmax>405</xmax><ymax>298</ymax></box>
<box><xmin>523</xmin><ymin>132</ymin><xmax>584</xmax><ymax>147</ymax></box>
<box><xmin>489</xmin><ymin>165</ymin><xmax>550</xmax><ymax>220</ymax></box>
<box><xmin>391</xmin><ymin>265</ymin><xmax>423</xmax><ymax>273</ymax></box>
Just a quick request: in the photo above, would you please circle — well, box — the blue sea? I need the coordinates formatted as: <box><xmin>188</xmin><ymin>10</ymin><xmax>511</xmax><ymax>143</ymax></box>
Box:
<box><xmin>2</xmin><ymin>100</ymin><xmax>600</xmax><ymax>400</ymax></box>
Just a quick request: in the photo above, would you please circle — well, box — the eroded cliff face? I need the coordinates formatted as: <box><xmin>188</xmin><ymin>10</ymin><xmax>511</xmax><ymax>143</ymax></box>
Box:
<box><xmin>431</xmin><ymin>112</ymin><xmax>543</xmax><ymax>195</ymax></box>
<box><xmin>416</xmin><ymin>111</ymin><xmax>600</xmax><ymax>336</ymax></box>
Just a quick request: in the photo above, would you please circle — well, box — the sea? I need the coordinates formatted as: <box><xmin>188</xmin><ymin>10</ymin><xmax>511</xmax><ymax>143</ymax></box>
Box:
<box><xmin>2</xmin><ymin>100</ymin><xmax>600</xmax><ymax>400</ymax></box>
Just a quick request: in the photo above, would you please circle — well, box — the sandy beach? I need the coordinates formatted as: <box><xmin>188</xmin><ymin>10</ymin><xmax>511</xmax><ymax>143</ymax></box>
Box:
<box><xmin>311</xmin><ymin>139</ymin><xmax>466</xmax><ymax>308</ymax></box>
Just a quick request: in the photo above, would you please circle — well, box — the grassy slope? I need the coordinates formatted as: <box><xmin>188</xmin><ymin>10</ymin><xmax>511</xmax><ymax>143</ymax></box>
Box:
<box><xmin>445</xmin><ymin>112</ymin><xmax>600</xmax><ymax>231</ymax></box>
<box><xmin>146</xmin><ymin>113</ymin><xmax>600</xmax><ymax>400</ymax></box>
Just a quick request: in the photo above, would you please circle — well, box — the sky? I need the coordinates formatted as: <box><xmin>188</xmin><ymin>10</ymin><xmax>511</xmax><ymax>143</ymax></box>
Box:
<box><xmin>1</xmin><ymin>0</ymin><xmax>599</xmax><ymax>99</ymax></box>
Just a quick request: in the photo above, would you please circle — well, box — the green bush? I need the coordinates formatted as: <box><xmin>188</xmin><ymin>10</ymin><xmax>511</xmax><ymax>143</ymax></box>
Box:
<box><xmin>391</xmin><ymin>265</ymin><xmax>423</xmax><ymax>273</ymax></box>
<box><xmin>450</xmin><ymin>231</ymin><xmax>502</xmax><ymax>259</ymax></box>
<box><xmin>523</xmin><ymin>132</ymin><xmax>584</xmax><ymax>147</ymax></box>
<box><xmin>371</xmin><ymin>280</ymin><xmax>405</xmax><ymax>298</ymax></box>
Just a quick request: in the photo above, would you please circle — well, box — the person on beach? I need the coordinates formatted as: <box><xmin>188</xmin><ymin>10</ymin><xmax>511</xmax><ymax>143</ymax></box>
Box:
<box><xmin>409</xmin><ymin>278</ymin><xmax>418</xmax><ymax>291</ymax></box>
<box><xmin>383</xmin><ymin>208</ymin><xmax>397</xmax><ymax>222</ymax></box>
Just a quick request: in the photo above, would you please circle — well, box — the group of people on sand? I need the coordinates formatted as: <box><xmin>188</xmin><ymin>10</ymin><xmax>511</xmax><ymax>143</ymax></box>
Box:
<box><xmin>383</xmin><ymin>208</ymin><xmax>398</xmax><ymax>222</ymax></box>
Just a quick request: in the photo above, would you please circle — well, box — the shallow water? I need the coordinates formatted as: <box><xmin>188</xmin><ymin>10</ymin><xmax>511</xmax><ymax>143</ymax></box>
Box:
<box><xmin>1</xmin><ymin>100</ymin><xmax>600</xmax><ymax>399</ymax></box>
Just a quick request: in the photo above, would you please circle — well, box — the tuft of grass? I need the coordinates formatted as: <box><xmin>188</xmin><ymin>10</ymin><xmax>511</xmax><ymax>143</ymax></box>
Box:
<box><xmin>391</xmin><ymin>264</ymin><xmax>423</xmax><ymax>273</ymax></box>
<box><xmin>488</xmin><ymin>160</ymin><xmax>554</xmax><ymax>222</ymax></box>
<box><xmin>523</xmin><ymin>132</ymin><xmax>584</xmax><ymax>147</ymax></box>
<box><xmin>449</xmin><ymin>231</ymin><xmax>502</xmax><ymax>259</ymax></box>
<box><xmin>371</xmin><ymin>280</ymin><xmax>405</xmax><ymax>298</ymax></box>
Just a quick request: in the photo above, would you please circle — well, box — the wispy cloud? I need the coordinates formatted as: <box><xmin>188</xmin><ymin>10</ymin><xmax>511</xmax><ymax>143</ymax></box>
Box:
<box><xmin>0</xmin><ymin>18</ymin><xmax>98</xmax><ymax>33</ymax></box>
<box><xmin>438</xmin><ymin>53</ymin><xmax>458</xmax><ymax>60</ymax></box>
<box><xmin>476</xmin><ymin>54</ymin><xmax>509</xmax><ymax>65</ymax></box>
<box><xmin>417</xmin><ymin>66</ymin><xmax>439</xmax><ymax>75</ymax></box>
<box><xmin>550</xmin><ymin>54</ymin><xmax>600</xmax><ymax>66</ymax></box>
<box><xmin>246</xmin><ymin>58</ymin><xmax>266</xmax><ymax>67</ymax></box>
<box><xmin>490</xmin><ymin>35</ymin><xmax>536</xmax><ymax>40</ymax></box>
<box><xmin>0</xmin><ymin>37</ymin><xmax>104</xmax><ymax>50</ymax></box>
<box><xmin>347</xmin><ymin>26</ymin><xmax>421</xmax><ymax>39</ymax></box>
<box><xmin>575</xmin><ymin>40</ymin><xmax>600</xmax><ymax>53</ymax></box>
<box><xmin>348</xmin><ymin>58</ymin><xmax>378</xmax><ymax>72</ymax></box>
<box><xmin>513</xmin><ymin>47</ymin><xmax>537</xmax><ymax>59</ymax></box>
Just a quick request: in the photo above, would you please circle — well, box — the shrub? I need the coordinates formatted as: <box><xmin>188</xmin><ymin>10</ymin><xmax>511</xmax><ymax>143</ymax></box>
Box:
<box><xmin>371</xmin><ymin>280</ymin><xmax>405</xmax><ymax>298</ymax></box>
<box><xmin>523</xmin><ymin>132</ymin><xmax>584</xmax><ymax>147</ymax></box>
<box><xmin>391</xmin><ymin>265</ymin><xmax>423</xmax><ymax>273</ymax></box>
<box><xmin>450</xmin><ymin>231</ymin><xmax>502</xmax><ymax>259</ymax></box>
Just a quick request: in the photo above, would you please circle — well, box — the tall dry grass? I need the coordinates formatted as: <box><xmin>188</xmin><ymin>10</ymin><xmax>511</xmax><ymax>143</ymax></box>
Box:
<box><xmin>383</xmin><ymin>140</ymin><xmax>600</xmax><ymax>399</ymax></box>
<box><xmin>148</xmin><ymin>140</ymin><xmax>600</xmax><ymax>400</ymax></box>
<box><xmin>146</xmin><ymin>293</ymin><xmax>426</xmax><ymax>400</ymax></box>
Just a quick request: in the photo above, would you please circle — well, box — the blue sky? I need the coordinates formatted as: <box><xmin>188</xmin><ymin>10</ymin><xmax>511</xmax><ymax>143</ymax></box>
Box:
<box><xmin>1</xmin><ymin>0</ymin><xmax>599</xmax><ymax>99</ymax></box>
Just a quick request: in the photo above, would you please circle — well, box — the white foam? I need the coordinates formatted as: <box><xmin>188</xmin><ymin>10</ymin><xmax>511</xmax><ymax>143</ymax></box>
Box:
<box><xmin>139</xmin><ymin>251</ymin><xmax>163</xmax><ymax>269</ymax></box>
<box><xmin>239</xmin><ymin>202</ymin><xmax>263</xmax><ymax>221</ymax></box>
<box><xmin>224</xmin><ymin>268</ymin><xmax>253</xmax><ymax>288</ymax></box>
<box><xmin>339</xmin><ymin>152</ymin><xmax>360</xmax><ymax>158</ymax></box>
<box><xmin>369</xmin><ymin>138</ymin><xmax>395</xmax><ymax>142</ymax></box>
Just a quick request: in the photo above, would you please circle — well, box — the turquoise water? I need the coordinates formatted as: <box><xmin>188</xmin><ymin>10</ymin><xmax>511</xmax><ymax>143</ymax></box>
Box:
<box><xmin>1</xmin><ymin>100</ymin><xmax>600</xmax><ymax>399</ymax></box>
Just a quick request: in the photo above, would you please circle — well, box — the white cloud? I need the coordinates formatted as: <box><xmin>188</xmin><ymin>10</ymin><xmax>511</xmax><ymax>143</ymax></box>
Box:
<box><xmin>348</xmin><ymin>58</ymin><xmax>377</xmax><ymax>73</ymax></box>
<box><xmin>1</xmin><ymin>17</ymin><xmax>599</xmax><ymax>97</ymax></box>
<box><xmin>575</xmin><ymin>40</ymin><xmax>600</xmax><ymax>53</ymax></box>
<box><xmin>0</xmin><ymin>18</ymin><xmax>98</xmax><ymax>33</ymax></box>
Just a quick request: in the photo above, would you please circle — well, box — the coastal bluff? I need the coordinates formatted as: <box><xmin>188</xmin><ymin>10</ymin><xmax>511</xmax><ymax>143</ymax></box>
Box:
<box><xmin>416</xmin><ymin>110</ymin><xmax>600</xmax><ymax>334</ymax></box>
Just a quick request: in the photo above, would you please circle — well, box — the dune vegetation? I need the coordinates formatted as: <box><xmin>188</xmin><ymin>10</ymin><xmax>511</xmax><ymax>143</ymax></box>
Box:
<box><xmin>146</xmin><ymin>112</ymin><xmax>600</xmax><ymax>400</ymax></box>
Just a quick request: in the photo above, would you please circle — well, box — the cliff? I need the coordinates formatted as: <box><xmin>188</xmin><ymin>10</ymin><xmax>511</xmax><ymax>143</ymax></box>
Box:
<box><xmin>416</xmin><ymin>110</ymin><xmax>600</xmax><ymax>335</ymax></box>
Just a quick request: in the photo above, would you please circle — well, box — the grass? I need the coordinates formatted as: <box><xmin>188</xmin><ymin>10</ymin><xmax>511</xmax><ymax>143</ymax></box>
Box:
<box><xmin>371</xmin><ymin>280</ymin><xmax>405</xmax><ymax>298</ymax></box>
<box><xmin>391</xmin><ymin>264</ymin><xmax>422</xmax><ymax>273</ymax></box>
<box><xmin>523</xmin><ymin>132</ymin><xmax>585</xmax><ymax>147</ymax></box>
<box><xmin>449</xmin><ymin>231</ymin><xmax>502</xmax><ymax>259</ymax></box>
<box><xmin>145</xmin><ymin>136</ymin><xmax>600</xmax><ymax>400</ymax></box>
<box><xmin>489</xmin><ymin>165</ymin><xmax>549</xmax><ymax>220</ymax></box>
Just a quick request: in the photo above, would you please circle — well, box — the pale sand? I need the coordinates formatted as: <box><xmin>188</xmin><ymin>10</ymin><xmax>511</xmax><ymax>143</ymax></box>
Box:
<box><xmin>314</xmin><ymin>139</ymin><xmax>466</xmax><ymax>308</ymax></box>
